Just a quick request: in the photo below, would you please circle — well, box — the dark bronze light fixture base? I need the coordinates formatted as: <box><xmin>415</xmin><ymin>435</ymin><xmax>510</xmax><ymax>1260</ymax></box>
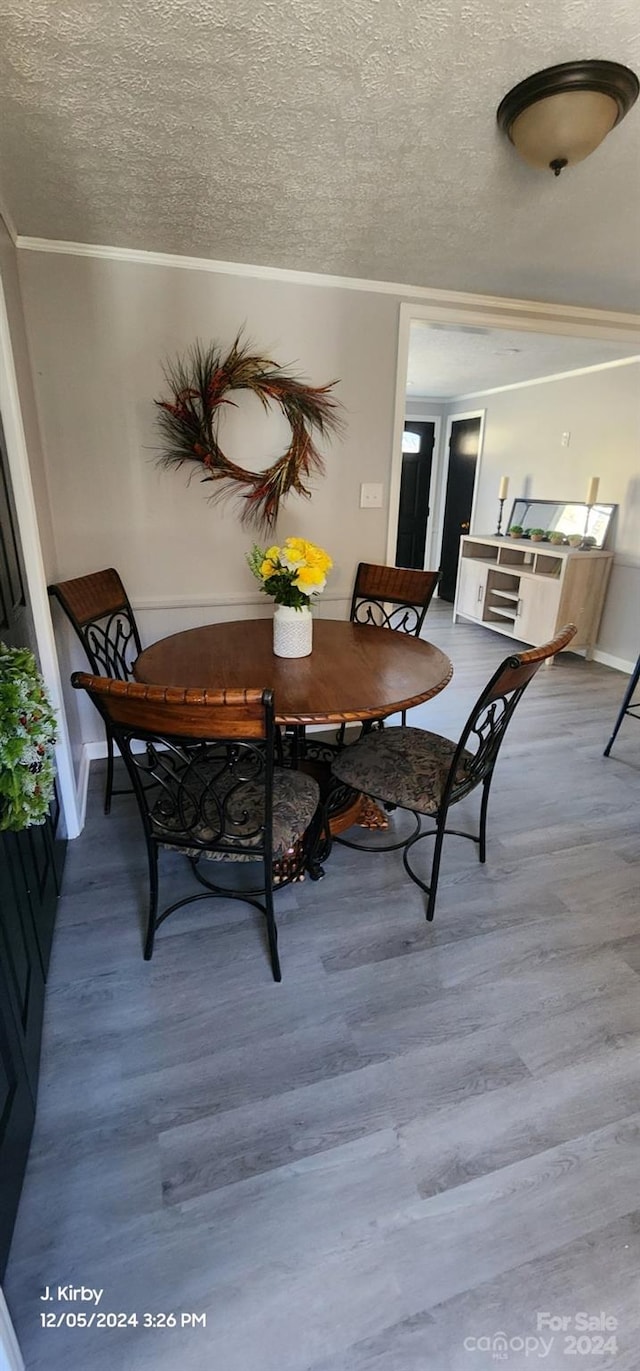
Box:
<box><xmin>497</xmin><ymin>60</ymin><xmax>639</xmax><ymax>174</ymax></box>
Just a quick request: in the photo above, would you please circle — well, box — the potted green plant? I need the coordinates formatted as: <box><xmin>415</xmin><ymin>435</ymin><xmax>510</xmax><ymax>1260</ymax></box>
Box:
<box><xmin>567</xmin><ymin>534</ymin><xmax>583</xmax><ymax>547</ymax></box>
<box><xmin>529</xmin><ymin>528</ymin><xmax>545</xmax><ymax>542</ymax></box>
<box><xmin>549</xmin><ymin>531</ymin><xmax>565</xmax><ymax>545</ymax></box>
<box><xmin>508</xmin><ymin>525</ymin><xmax>523</xmax><ymax>539</ymax></box>
<box><xmin>0</xmin><ymin>643</ymin><xmax>57</xmax><ymax>831</ymax></box>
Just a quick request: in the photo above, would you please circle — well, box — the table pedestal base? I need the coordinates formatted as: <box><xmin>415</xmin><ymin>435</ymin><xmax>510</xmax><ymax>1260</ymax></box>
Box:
<box><xmin>297</xmin><ymin>752</ymin><xmax>389</xmax><ymax>838</ymax></box>
<box><xmin>358</xmin><ymin>795</ymin><xmax>390</xmax><ymax>830</ymax></box>
<box><xmin>326</xmin><ymin>789</ymin><xmax>388</xmax><ymax>836</ymax></box>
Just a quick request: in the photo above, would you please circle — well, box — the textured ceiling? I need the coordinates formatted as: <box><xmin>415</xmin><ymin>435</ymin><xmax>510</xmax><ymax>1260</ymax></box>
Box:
<box><xmin>407</xmin><ymin>322</ymin><xmax>640</xmax><ymax>397</ymax></box>
<box><xmin>1</xmin><ymin>1</ymin><xmax>640</xmax><ymax>309</ymax></box>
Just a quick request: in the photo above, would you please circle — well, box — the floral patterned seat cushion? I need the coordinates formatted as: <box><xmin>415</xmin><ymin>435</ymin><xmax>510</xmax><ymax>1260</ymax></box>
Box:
<box><xmin>332</xmin><ymin>726</ymin><xmax>474</xmax><ymax>816</ymax></box>
<box><xmin>153</xmin><ymin>764</ymin><xmax>320</xmax><ymax>862</ymax></box>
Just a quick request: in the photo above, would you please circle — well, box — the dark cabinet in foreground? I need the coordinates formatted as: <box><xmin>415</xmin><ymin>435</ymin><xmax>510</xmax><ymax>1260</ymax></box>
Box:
<box><xmin>0</xmin><ymin>805</ymin><xmax>64</xmax><ymax>1275</ymax></box>
<box><xmin>0</xmin><ymin>402</ymin><xmax>66</xmax><ymax>1274</ymax></box>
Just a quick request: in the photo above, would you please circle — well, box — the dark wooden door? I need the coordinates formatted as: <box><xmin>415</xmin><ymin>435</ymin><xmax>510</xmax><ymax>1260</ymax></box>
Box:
<box><xmin>395</xmin><ymin>421</ymin><xmax>435</xmax><ymax>569</ymax></box>
<box><xmin>0</xmin><ymin>414</ymin><xmax>64</xmax><ymax>1276</ymax></box>
<box><xmin>439</xmin><ymin>416</ymin><xmax>482</xmax><ymax>602</ymax></box>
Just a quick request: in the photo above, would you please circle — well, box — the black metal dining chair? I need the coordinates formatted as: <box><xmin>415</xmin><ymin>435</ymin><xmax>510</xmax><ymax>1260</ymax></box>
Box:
<box><xmin>334</xmin><ymin>562</ymin><xmax>440</xmax><ymax>748</ymax></box>
<box><xmin>48</xmin><ymin>568</ymin><xmax>142</xmax><ymax>813</ymax></box>
<box><xmin>604</xmin><ymin>649</ymin><xmax>640</xmax><ymax>757</ymax></box>
<box><xmin>332</xmin><ymin>624</ymin><xmax>577</xmax><ymax>922</ymax></box>
<box><xmin>71</xmin><ymin>674</ymin><xmax>326</xmax><ymax>980</ymax></box>
<box><xmin>349</xmin><ymin>562</ymin><xmax>440</xmax><ymax>638</ymax></box>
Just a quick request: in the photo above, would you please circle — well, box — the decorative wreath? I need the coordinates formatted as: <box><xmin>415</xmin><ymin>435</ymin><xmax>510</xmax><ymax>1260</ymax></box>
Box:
<box><xmin>155</xmin><ymin>334</ymin><xmax>343</xmax><ymax>529</ymax></box>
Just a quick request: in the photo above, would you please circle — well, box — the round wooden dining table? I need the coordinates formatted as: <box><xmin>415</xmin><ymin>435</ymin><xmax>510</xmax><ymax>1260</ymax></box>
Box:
<box><xmin>134</xmin><ymin>618</ymin><xmax>453</xmax><ymax>836</ymax></box>
<box><xmin>133</xmin><ymin>618</ymin><xmax>453</xmax><ymax>724</ymax></box>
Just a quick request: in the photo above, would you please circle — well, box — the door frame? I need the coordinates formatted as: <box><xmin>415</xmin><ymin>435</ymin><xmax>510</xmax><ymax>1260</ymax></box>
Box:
<box><xmin>395</xmin><ymin>412</ymin><xmax>442</xmax><ymax>568</ymax></box>
<box><xmin>386</xmin><ymin>298</ymin><xmax>640</xmax><ymax>570</ymax></box>
<box><xmin>432</xmin><ymin>408</ymin><xmax>486</xmax><ymax>579</ymax></box>
<box><xmin>0</xmin><ymin>277</ymin><xmax>80</xmax><ymax>839</ymax></box>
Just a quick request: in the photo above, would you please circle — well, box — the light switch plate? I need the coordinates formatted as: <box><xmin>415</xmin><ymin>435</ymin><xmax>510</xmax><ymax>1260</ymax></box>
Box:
<box><xmin>360</xmin><ymin>483</ymin><xmax>383</xmax><ymax>509</ymax></box>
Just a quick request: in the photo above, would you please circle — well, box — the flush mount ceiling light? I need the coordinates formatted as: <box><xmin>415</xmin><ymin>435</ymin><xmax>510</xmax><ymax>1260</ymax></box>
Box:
<box><xmin>497</xmin><ymin>59</ymin><xmax>639</xmax><ymax>176</ymax></box>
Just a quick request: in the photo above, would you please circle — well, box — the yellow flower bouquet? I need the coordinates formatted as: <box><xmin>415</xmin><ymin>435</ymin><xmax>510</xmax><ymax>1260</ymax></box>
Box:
<box><xmin>247</xmin><ymin>537</ymin><xmax>333</xmax><ymax>610</ymax></box>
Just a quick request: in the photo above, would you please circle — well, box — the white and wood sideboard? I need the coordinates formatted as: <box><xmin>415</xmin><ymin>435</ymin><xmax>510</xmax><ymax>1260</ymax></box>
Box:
<box><xmin>453</xmin><ymin>535</ymin><xmax>613</xmax><ymax>656</ymax></box>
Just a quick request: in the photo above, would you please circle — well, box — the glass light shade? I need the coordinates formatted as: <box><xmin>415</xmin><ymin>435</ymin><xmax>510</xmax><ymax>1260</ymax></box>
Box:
<box><xmin>510</xmin><ymin>90</ymin><xmax>619</xmax><ymax>169</ymax></box>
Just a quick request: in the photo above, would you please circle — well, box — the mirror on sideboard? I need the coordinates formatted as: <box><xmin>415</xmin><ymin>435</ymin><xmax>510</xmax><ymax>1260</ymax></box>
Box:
<box><xmin>506</xmin><ymin>499</ymin><xmax>617</xmax><ymax>548</ymax></box>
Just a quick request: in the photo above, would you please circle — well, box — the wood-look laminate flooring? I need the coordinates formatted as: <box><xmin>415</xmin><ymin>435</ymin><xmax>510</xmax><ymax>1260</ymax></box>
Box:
<box><xmin>5</xmin><ymin>604</ymin><xmax>640</xmax><ymax>1371</ymax></box>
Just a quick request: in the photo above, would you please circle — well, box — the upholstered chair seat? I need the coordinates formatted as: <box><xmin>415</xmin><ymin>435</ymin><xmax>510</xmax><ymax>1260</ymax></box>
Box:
<box><xmin>331</xmin><ymin>625</ymin><xmax>577</xmax><ymax>923</ymax></box>
<box><xmin>154</xmin><ymin>764</ymin><xmax>320</xmax><ymax>862</ymax></box>
<box><xmin>71</xmin><ymin>677</ymin><xmax>326</xmax><ymax>979</ymax></box>
<box><xmin>333</xmin><ymin>727</ymin><xmax>474</xmax><ymax>816</ymax></box>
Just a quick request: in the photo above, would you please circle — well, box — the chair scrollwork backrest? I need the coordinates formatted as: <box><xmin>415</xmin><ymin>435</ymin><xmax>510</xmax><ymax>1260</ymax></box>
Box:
<box><xmin>350</xmin><ymin>563</ymin><xmax>439</xmax><ymax>638</ymax></box>
<box><xmin>70</xmin><ymin>676</ymin><xmax>276</xmax><ymax>861</ymax></box>
<box><xmin>445</xmin><ymin>624</ymin><xmax>577</xmax><ymax>806</ymax></box>
<box><xmin>48</xmin><ymin>568</ymin><xmax>142</xmax><ymax>680</ymax></box>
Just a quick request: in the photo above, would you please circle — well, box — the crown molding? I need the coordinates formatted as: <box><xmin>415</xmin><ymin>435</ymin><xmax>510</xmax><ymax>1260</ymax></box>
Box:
<box><xmin>15</xmin><ymin>236</ymin><xmax>640</xmax><ymax>336</ymax></box>
<box><xmin>420</xmin><ymin>353</ymin><xmax>640</xmax><ymax>403</ymax></box>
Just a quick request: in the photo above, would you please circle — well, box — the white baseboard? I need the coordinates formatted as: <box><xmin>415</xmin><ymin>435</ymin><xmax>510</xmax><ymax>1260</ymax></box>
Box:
<box><xmin>592</xmin><ymin>648</ymin><xmax>635</xmax><ymax>674</ymax></box>
<box><xmin>76</xmin><ymin>738</ymin><xmax>119</xmax><ymax>828</ymax></box>
<box><xmin>0</xmin><ymin>1291</ymin><xmax>24</xmax><ymax>1371</ymax></box>
<box><xmin>76</xmin><ymin>737</ymin><xmax>155</xmax><ymax>829</ymax></box>
<box><xmin>84</xmin><ymin>739</ymin><xmax>112</xmax><ymax>761</ymax></box>
<box><xmin>75</xmin><ymin>744</ymin><xmax>93</xmax><ymax>830</ymax></box>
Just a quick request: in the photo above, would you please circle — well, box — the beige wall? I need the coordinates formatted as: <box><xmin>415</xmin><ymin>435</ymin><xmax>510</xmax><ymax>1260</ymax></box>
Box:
<box><xmin>409</xmin><ymin>365</ymin><xmax>640</xmax><ymax>664</ymax></box>
<box><xmin>0</xmin><ymin>220</ymin><xmax>84</xmax><ymax>824</ymax></box>
<box><xmin>15</xmin><ymin>247</ymin><xmax>640</xmax><ymax>763</ymax></box>
<box><xmin>468</xmin><ymin>363</ymin><xmax>640</xmax><ymax>663</ymax></box>
<box><xmin>1</xmin><ymin>217</ymin><xmax>88</xmax><ymax>776</ymax></box>
<box><xmin>18</xmin><ymin>251</ymin><xmax>399</xmax><ymax>606</ymax></box>
<box><xmin>18</xmin><ymin>249</ymin><xmax>412</xmax><ymax>757</ymax></box>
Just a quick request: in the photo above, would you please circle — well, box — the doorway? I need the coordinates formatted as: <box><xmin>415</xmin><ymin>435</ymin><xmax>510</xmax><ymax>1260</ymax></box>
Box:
<box><xmin>438</xmin><ymin>413</ymin><xmax>483</xmax><ymax>601</ymax></box>
<box><xmin>385</xmin><ymin>301</ymin><xmax>640</xmax><ymax>594</ymax></box>
<box><xmin>395</xmin><ymin>420</ymin><xmax>436</xmax><ymax>568</ymax></box>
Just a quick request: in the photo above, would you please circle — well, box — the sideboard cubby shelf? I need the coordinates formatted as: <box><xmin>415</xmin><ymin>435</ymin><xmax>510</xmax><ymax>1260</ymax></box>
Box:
<box><xmin>453</xmin><ymin>536</ymin><xmax>614</xmax><ymax>656</ymax></box>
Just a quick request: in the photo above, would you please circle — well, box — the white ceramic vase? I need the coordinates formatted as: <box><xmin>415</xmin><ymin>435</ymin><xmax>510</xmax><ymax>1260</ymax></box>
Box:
<box><xmin>273</xmin><ymin>604</ymin><xmax>313</xmax><ymax>658</ymax></box>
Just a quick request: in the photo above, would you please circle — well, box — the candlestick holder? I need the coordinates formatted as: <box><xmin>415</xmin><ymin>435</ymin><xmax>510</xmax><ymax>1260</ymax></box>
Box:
<box><xmin>495</xmin><ymin>497</ymin><xmax>506</xmax><ymax>537</ymax></box>
<box><xmin>579</xmin><ymin>502</ymin><xmax>593</xmax><ymax>549</ymax></box>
